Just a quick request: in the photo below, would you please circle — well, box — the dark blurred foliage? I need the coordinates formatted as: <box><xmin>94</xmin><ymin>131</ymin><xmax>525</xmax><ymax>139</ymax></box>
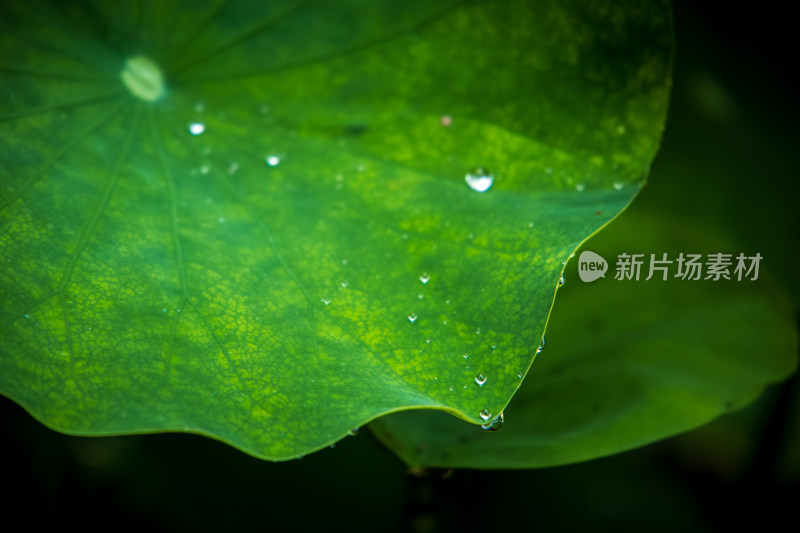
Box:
<box><xmin>2</xmin><ymin>2</ymin><xmax>797</xmax><ymax>531</ymax></box>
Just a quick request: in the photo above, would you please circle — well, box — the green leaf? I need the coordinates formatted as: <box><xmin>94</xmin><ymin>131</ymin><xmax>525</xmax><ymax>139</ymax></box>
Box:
<box><xmin>0</xmin><ymin>0</ymin><xmax>672</xmax><ymax>459</ymax></box>
<box><xmin>370</xmin><ymin>209</ymin><xmax>798</xmax><ymax>468</ymax></box>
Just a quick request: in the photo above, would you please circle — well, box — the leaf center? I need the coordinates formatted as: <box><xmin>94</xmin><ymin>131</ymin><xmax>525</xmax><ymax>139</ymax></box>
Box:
<box><xmin>120</xmin><ymin>56</ymin><xmax>165</xmax><ymax>102</ymax></box>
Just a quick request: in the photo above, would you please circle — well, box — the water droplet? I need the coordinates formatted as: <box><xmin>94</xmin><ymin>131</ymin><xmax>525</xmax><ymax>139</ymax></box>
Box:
<box><xmin>340</xmin><ymin>281</ymin><xmax>348</xmax><ymax>288</ymax></box>
<box><xmin>475</xmin><ymin>328</ymin><xmax>481</xmax><ymax>335</ymax></box>
<box><xmin>162</xmin><ymin>308</ymin><xmax>167</xmax><ymax>313</ymax></box>
<box><xmin>321</xmin><ymin>298</ymin><xmax>330</xmax><ymax>305</ymax></box>
<box><xmin>465</xmin><ymin>167</ymin><xmax>494</xmax><ymax>192</ymax></box>
<box><xmin>475</xmin><ymin>373</ymin><xmax>487</xmax><ymax>386</ymax></box>
<box><xmin>558</xmin><ymin>273</ymin><xmax>565</xmax><ymax>287</ymax></box>
<box><xmin>227</xmin><ymin>162</ymin><xmax>239</xmax><ymax>175</ymax></box>
<box><xmin>419</xmin><ymin>273</ymin><xmax>430</xmax><ymax>284</ymax></box>
<box><xmin>440</xmin><ymin>115</ymin><xmax>452</xmax><ymax>126</ymax></box>
<box><xmin>341</xmin><ymin>258</ymin><xmax>348</xmax><ymax>265</ymax></box>
<box><xmin>407</xmin><ymin>313</ymin><xmax>418</xmax><ymax>323</ymax></box>
<box><xmin>537</xmin><ymin>335</ymin><xmax>546</xmax><ymax>353</ymax></box>
<box><xmin>425</xmin><ymin>338</ymin><xmax>431</xmax><ymax>344</ymax></box>
<box><xmin>463</xmin><ymin>384</ymin><xmax>468</xmax><ymax>389</ymax></box>
<box><xmin>448</xmin><ymin>385</ymin><xmax>455</xmax><ymax>392</ymax></box>
<box><xmin>188</xmin><ymin>122</ymin><xmax>205</xmax><ymax>135</ymax></box>
<box><xmin>200</xmin><ymin>165</ymin><xmax>210</xmax><ymax>174</ymax></box>
<box><xmin>491</xmin><ymin>343</ymin><xmax>497</xmax><ymax>350</ymax></box>
<box><xmin>463</xmin><ymin>353</ymin><xmax>469</xmax><ymax>360</ymax></box>
<box><xmin>481</xmin><ymin>412</ymin><xmax>504</xmax><ymax>431</ymax></box>
<box><xmin>266</xmin><ymin>155</ymin><xmax>280</xmax><ymax>167</ymax></box>
<box><xmin>517</xmin><ymin>371</ymin><xmax>524</xmax><ymax>379</ymax></box>
<box><xmin>479</xmin><ymin>408</ymin><xmax>492</xmax><ymax>421</ymax></box>
<box><xmin>575</xmin><ymin>183</ymin><xmax>586</xmax><ymax>192</ymax></box>
<box><xmin>348</xmin><ymin>427</ymin><xmax>359</xmax><ymax>437</ymax></box>
<box><xmin>613</xmin><ymin>181</ymin><xmax>624</xmax><ymax>190</ymax></box>
<box><xmin>24</xmin><ymin>314</ymin><xmax>30</xmax><ymax>319</ymax></box>
<box><xmin>418</xmin><ymin>293</ymin><xmax>424</xmax><ymax>299</ymax></box>
<box><xmin>217</xmin><ymin>216</ymin><xmax>225</xmax><ymax>223</ymax></box>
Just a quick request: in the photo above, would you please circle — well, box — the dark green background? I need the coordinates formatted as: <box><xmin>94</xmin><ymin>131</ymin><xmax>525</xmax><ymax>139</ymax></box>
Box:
<box><xmin>3</xmin><ymin>3</ymin><xmax>798</xmax><ymax>530</ymax></box>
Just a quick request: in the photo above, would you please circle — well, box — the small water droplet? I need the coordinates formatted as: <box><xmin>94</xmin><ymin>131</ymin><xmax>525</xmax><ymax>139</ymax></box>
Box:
<box><xmin>342</xmin><ymin>258</ymin><xmax>348</xmax><ymax>265</ymax></box>
<box><xmin>356</xmin><ymin>163</ymin><xmax>365</xmax><ymax>172</ymax></box>
<box><xmin>448</xmin><ymin>385</ymin><xmax>455</xmax><ymax>392</ymax></box>
<box><xmin>517</xmin><ymin>371</ymin><xmax>524</xmax><ymax>379</ymax></box>
<box><xmin>217</xmin><ymin>216</ymin><xmax>225</xmax><ymax>223</ymax></box>
<box><xmin>528</xmin><ymin>222</ymin><xmax>534</xmax><ymax>228</ymax></box>
<box><xmin>266</xmin><ymin>155</ymin><xmax>280</xmax><ymax>167</ymax></box>
<box><xmin>463</xmin><ymin>384</ymin><xmax>468</xmax><ymax>389</ymax></box>
<box><xmin>613</xmin><ymin>181</ymin><xmax>624</xmax><ymax>190</ymax></box>
<box><xmin>475</xmin><ymin>373</ymin><xmax>487</xmax><ymax>386</ymax></box>
<box><xmin>188</xmin><ymin>122</ymin><xmax>205</xmax><ymax>135</ymax></box>
<box><xmin>348</xmin><ymin>427</ymin><xmax>359</xmax><ymax>437</ymax></box>
<box><xmin>479</xmin><ymin>408</ymin><xmax>492</xmax><ymax>421</ymax></box>
<box><xmin>162</xmin><ymin>308</ymin><xmax>167</xmax><ymax>313</ymax></box>
<box><xmin>440</xmin><ymin>115</ymin><xmax>452</xmax><ymax>126</ymax></box>
<box><xmin>321</xmin><ymin>298</ymin><xmax>330</xmax><ymax>305</ymax></box>
<box><xmin>407</xmin><ymin>313</ymin><xmax>418</xmax><ymax>323</ymax></box>
<box><xmin>425</xmin><ymin>338</ymin><xmax>431</xmax><ymax>344</ymax></box>
<box><xmin>491</xmin><ymin>343</ymin><xmax>497</xmax><ymax>350</ymax></box>
<box><xmin>475</xmin><ymin>328</ymin><xmax>481</xmax><ymax>335</ymax></box>
<box><xmin>463</xmin><ymin>353</ymin><xmax>469</xmax><ymax>360</ymax></box>
<box><xmin>417</xmin><ymin>293</ymin><xmax>424</xmax><ymax>300</ymax></box>
<box><xmin>558</xmin><ymin>273</ymin><xmax>565</xmax><ymax>287</ymax></box>
<box><xmin>340</xmin><ymin>281</ymin><xmax>348</xmax><ymax>288</ymax></box>
<box><xmin>537</xmin><ymin>335</ymin><xmax>546</xmax><ymax>353</ymax></box>
<box><xmin>481</xmin><ymin>412</ymin><xmax>504</xmax><ymax>431</ymax></box>
<box><xmin>200</xmin><ymin>165</ymin><xmax>210</xmax><ymax>174</ymax></box>
<box><xmin>575</xmin><ymin>183</ymin><xmax>586</xmax><ymax>192</ymax></box>
<box><xmin>465</xmin><ymin>167</ymin><xmax>494</xmax><ymax>192</ymax></box>
<box><xmin>419</xmin><ymin>273</ymin><xmax>430</xmax><ymax>284</ymax></box>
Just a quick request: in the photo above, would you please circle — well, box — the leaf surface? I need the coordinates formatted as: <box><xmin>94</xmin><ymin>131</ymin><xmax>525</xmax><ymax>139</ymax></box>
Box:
<box><xmin>0</xmin><ymin>0</ymin><xmax>671</xmax><ymax>459</ymax></box>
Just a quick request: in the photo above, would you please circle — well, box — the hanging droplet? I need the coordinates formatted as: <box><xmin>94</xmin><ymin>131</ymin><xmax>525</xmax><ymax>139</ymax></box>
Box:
<box><xmin>188</xmin><ymin>122</ymin><xmax>205</xmax><ymax>135</ymax></box>
<box><xmin>348</xmin><ymin>427</ymin><xmax>359</xmax><ymax>437</ymax></box>
<box><xmin>479</xmin><ymin>408</ymin><xmax>492</xmax><ymax>421</ymax></box>
<box><xmin>558</xmin><ymin>273</ymin><xmax>565</xmax><ymax>287</ymax></box>
<box><xmin>266</xmin><ymin>155</ymin><xmax>280</xmax><ymax>167</ymax></box>
<box><xmin>474</xmin><ymin>373</ymin><xmax>487</xmax><ymax>386</ymax></box>
<box><xmin>407</xmin><ymin>313</ymin><xmax>418</xmax><ymax>323</ymax></box>
<box><xmin>537</xmin><ymin>335</ymin><xmax>546</xmax><ymax>353</ymax></box>
<box><xmin>481</xmin><ymin>412</ymin><xmax>504</xmax><ymax>431</ymax></box>
<box><xmin>419</xmin><ymin>273</ymin><xmax>430</xmax><ymax>284</ymax></box>
<box><xmin>465</xmin><ymin>167</ymin><xmax>494</xmax><ymax>192</ymax></box>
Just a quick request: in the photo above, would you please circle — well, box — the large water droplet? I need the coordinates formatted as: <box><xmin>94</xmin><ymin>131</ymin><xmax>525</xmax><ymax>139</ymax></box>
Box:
<box><xmin>419</xmin><ymin>273</ymin><xmax>430</xmax><ymax>284</ymax></box>
<box><xmin>481</xmin><ymin>412</ymin><xmax>504</xmax><ymax>431</ymax></box>
<box><xmin>479</xmin><ymin>408</ymin><xmax>492</xmax><ymax>421</ymax></box>
<box><xmin>474</xmin><ymin>373</ymin><xmax>487</xmax><ymax>386</ymax></box>
<box><xmin>188</xmin><ymin>122</ymin><xmax>205</xmax><ymax>135</ymax></box>
<box><xmin>407</xmin><ymin>313</ymin><xmax>418</xmax><ymax>323</ymax></box>
<box><xmin>465</xmin><ymin>167</ymin><xmax>494</xmax><ymax>192</ymax></box>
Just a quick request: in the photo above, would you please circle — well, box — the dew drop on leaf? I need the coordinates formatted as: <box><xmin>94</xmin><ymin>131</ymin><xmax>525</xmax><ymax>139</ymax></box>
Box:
<box><xmin>419</xmin><ymin>273</ymin><xmax>430</xmax><ymax>284</ymax></box>
<box><xmin>465</xmin><ymin>167</ymin><xmax>493</xmax><ymax>192</ymax></box>
<box><xmin>479</xmin><ymin>408</ymin><xmax>492</xmax><ymax>421</ymax></box>
<box><xmin>188</xmin><ymin>122</ymin><xmax>205</xmax><ymax>135</ymax></box>
<box><xmin>407</xmin><ymin>313</ymin><xmax>418</xmax><ymax>323</ymax></box>
<box><xmin>475</xmin><ymin>373</ymin><xmax>487</xmax><ymax>386</ymax></box>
